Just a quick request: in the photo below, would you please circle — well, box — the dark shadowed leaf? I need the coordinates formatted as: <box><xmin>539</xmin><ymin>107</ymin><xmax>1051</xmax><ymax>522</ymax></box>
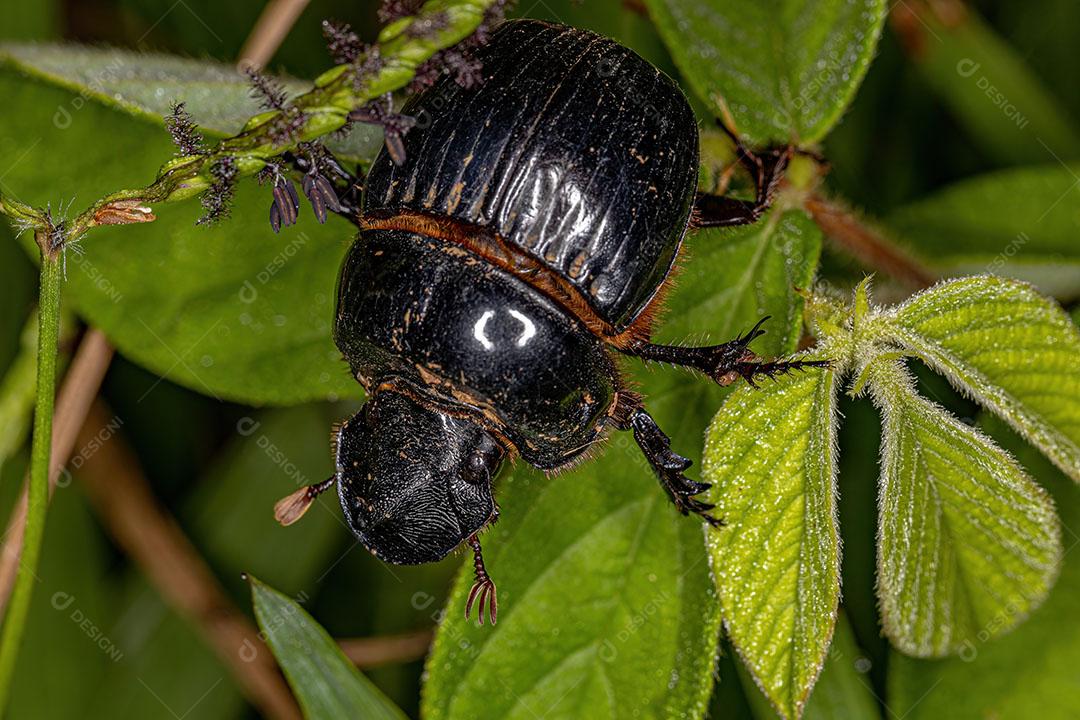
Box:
<box><xmin>0</xmin><ymin>43</ymin><xmax>382</xmax><ymax>161</ymax></box>
<box><xmin>888</xmin><ymin>165</ymin><xmax>1080</xmax><ymax>300</ymax></box>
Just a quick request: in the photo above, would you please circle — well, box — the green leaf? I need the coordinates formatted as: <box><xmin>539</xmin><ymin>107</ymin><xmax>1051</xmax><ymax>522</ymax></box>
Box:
<box><xmin>250</xmin><ymin>576</ymin><xmax>407</xmax><ymax>720</ymax></box>
<box><xmin>0</xmin><ymin>43</ymin><xmax>382</xmax><ymax>162</ymax></box>
<box><xmin>802</xmin><ymin>616</ymin><xmax>879</xmax><ymax>720</ymax></box>
<box><xmin>703</xmin><ymin>357</ymin><xmax>840</xmax><ymax>720</ymax></box>
<box><xmin>736</xmin><ymin>614</ymin><xmax>880</xmax><ymax>720</ymax></box>
<box><xmin>643</xmin><ymin>0</ymin><xmax>887</xmax><ymax>146</ymax></box>
<box><xmin>888</xmin><ymin>165</ymin><xmax>1080</xmax><ymax>299</ymax></box>
<box><xmin>887</xmin><ymin>413</ymin><xmax>1080</xmax><ymax>720</ymax></box>
<box><xmin>866</xmin><ymin>360</ymin><xmax>1061</xmax><ymax>657</ymax></box>
<box><xmin>880</xmin><ymin>276</ymin><xmax>1080</xmax><ymax>482</ymax></box>
<box><xmin>422</xmin><ymin>207</ymin><xmax>821</xmax><ymax>720</ymax></box>
<box><xmin>895</xmin><ymin>2</ymin><xmax>1080</xmax><ymax>165</ymax></box>
<box><xmin>0</xmin><ymin>65</ymin><xmax>360</xmax><ymax>405</ymax></box>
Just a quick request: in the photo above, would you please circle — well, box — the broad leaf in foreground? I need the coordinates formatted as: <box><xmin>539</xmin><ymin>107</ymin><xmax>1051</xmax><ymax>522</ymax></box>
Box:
<box><xmin>866</xmin><ymin>360</ymin><xmax>1061</xmax><ymax>657</ymax></box>
<box><xmin>644</xmin><ymin>0</ymin><xmax>886</xmax><ymax>146</ymax></box>
<box><xmin>703</xmin><ymin>359</ymin><xmax>839</xmax><ymax>720</ymax></box>
<box><xmin>250</xmin><ymin>576</ymin><xmax>407</xmax><ymax>720</ymax></box>
<box><xmin>880</xmin><ymin>276</ymin><xmax>1080</xmax><ymax>482</ymax></box>
<box><xmin>0</xmin><ymin>67</ymin><xmax>359</xmax><ymax>405</ymax></box>
<box><xmin>888</xmin><ymin>165</ymin><xmax>1080</xmax><ymax>299</ymax></box>
<box><xmin>423</xmin><ymin>206</ymin><xmax>821</xmax><ymax>720</ymax></box>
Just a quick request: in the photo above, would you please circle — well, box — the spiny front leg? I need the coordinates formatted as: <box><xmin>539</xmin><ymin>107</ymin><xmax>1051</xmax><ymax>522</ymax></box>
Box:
<box><xmin>624</xmin><ymin>316</ymin><xmax>831</xmax><ymax>388</ymax></box>
<box><xmin>619</xmin><ymin>407</ymin><xmax>723</xmax><ymax>527</ymax></box>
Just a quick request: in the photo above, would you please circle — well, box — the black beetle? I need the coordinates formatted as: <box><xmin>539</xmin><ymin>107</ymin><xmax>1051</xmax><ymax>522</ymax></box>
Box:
<box><xmin>275</xmin><ymin>19</ymin><xmax>824</xmax><ymax>625</ymax></box>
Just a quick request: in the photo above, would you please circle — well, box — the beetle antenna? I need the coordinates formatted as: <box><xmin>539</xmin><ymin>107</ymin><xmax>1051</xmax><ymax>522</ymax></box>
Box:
<box><xmin>274</xmin><ymin>475</ymin><xmax>336</xmax><ymax>526</ymax></box>
<box><xmin>465</xmin><ymin>535</ymin><xmax>497</xmax><ymax>625</ymax></box>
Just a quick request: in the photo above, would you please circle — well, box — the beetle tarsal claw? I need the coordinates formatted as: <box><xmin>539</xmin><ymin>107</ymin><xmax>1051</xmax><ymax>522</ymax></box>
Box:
<box><xmin>273</xmin><ymin>475</ymin><xmax>336</xmax><ymax>526</ymax></box>
<box><xmin>465</xmin><ymin>536</ymin><xmax>498</xmax><ymax>626</ymax></box>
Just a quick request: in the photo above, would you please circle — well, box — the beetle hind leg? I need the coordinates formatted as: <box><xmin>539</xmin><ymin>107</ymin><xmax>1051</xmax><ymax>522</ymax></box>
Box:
<box><xmin>619</xmin><ymin>407</ymin><xmax>724</xmax><ymax>528</ymax></box>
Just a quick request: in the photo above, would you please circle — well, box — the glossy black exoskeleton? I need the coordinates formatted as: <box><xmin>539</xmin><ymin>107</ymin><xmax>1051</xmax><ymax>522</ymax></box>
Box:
<box><xmin>276</xmin><ymin>19</ymin><xmax>825</xmax><ymax>625</ymax></box>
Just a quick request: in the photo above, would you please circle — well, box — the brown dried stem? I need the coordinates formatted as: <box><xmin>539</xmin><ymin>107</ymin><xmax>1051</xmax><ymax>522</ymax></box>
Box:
<box><xmin>75</xmin><ymin>399</ymin><xmax>300</xmax><ymax>720</ymax></box>
<box><xmin>337</xmin><ymin>629</ymin><xmax>433</xmax><ymax>669</ymax></box>
<box><xmin>0</xmin><ymin>329</ymin><xmax>114</xmax><ymax>614</ymax></box>
<box><xmin>805</xmin><ymin>193</ymin><xmax>936</xmax><ymax>290</ymax></box>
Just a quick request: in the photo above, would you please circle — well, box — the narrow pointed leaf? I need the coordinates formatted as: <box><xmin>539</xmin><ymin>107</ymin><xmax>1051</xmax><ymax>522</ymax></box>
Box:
<box><xmin>250</xmin><ymin>576</ymin><xmax>407</xmax><ymax>720</ymax></box>
<box><xmin>880</xmin><ymin>276</ymin><xmax>1080</xmax><ymax>482</ymax></box>
<box><xmin>643</xmin><ymin>0</ymin><xmax>887</xmax><ymax>146</ymax></box>
<box><xmin>867</xmin><ymin>361</ymin><xmax>1061</xmax><ymax>657</ymax></box>
<box><xmin>703</xmin><ymin>360</ymin><xmax>840</xmax><ymax>720</ymax></box>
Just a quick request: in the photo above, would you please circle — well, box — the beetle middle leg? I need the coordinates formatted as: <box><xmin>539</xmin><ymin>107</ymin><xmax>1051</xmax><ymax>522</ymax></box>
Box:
<box><xmin>621</xmin><ymin>316</ymin><xmax>830</xmax><ymax>387</ymax></box>
<box><xmin>691</xmin><ymin>125</ymin><xmax>791</xmax><ymax>229</ymax></box>
<box><xmin>615</xmin><ymin>405</ymin><xmax>723</xmax><ymax>527</ymax></box>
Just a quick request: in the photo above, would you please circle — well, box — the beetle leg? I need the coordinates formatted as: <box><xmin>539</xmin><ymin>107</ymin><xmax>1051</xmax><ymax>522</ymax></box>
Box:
<box><xmin>691</xmin><ymin>131</ymin><xmax>791</xmax><ymax>228</ymax></box>
<box><xmin>465</xmin><ymin>535</ymin><xmax>498</xmax><ymax>625</ymax></box>
<box><xmin>622</xmin><ymin>316</ymin><xmax>831</xmax><ymax>387</ymax></box>
<box><xmin>617</xmin><ymin>407</ymin><xmax>724</xmax><ymax>527</ymax></box>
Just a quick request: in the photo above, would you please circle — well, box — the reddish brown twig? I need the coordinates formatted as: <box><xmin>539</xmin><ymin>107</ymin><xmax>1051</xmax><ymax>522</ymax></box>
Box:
<box><xmin>75</xmin><ymin>399</ymin><xmax>300</xmax><ymax>720</ymax></box>
<box><xmin>337</xmin><ymin>629</ymin><xmax>433</xmax><ymax>668</ymax></box>
<box><xmin>238</xmin><ymin>0</ymin><xmax>312</xmax><ymax>70</ymax></box>
<box><xmin>805</xmin><ymin>193</ymin><xmax>936</xmax><ymax>290</ymax></box>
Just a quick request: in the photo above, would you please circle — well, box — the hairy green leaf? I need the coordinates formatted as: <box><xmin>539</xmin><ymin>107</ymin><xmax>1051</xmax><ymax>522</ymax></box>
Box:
<box><xmin>644</xmin><ymin>0</ymin><xmax>886</xmax><ymax>146</ymax></box>
<box><xmin>866</xmin><ymin>360</ymin><xmax>1061</xmax><ymax>657</ymax></box>
<box><xmin>250</xmin><ymin>576</ymin><xmax>407</xmax><ymax>720</ymax></box>
<box><xmin>0</xmin><ymin>67</ymin><xmax>359</xmax><ymax>405</ymax></box>
<box><xmin>737</xmin><ymin>614</ymin><xmax>880</xmax><ymax>720</ymax></box>
<box><xmin>703</xmin><ymin>358</ymin><xmax>839</xmax><ymax>720</ymax></box>
<box><xmin>0</xmin><ymin>43</ymin><xmax>382</xmax><ymax>162</ymax></box>
<box><xmin>888</xmin><ymin>165</ymin><xmax>1080</xmax><ymax>299</ymax></box>
<box><xmin>423</xmin><ymin>208</ymin><xmax>821</xmax><ymax>720</ymax></box>
<box><xmin>887</xmin><ymin>413</ymin><xmax>1080</xmax><ymax>720</ymax></box>
<box><xmin>880</xmin><ymin>276</ymin><xmax>1080</xmax><ymax>482</ymax></box>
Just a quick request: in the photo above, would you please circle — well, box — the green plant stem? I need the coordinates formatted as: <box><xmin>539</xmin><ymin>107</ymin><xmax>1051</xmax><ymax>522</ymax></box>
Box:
<box><xmin>0</xmin><ymin>253</ymin><xmax>61</xmax><ymax>713</ymax></box>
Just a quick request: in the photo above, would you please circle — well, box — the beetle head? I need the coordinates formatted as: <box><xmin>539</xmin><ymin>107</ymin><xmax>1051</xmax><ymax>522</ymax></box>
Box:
<box><xmin>335</xmin><ymin>389</ymin><xmax>504</xmax><ymax>564</ymax></box>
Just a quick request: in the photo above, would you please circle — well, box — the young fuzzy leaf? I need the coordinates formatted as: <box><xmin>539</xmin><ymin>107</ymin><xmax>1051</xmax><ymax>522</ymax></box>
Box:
<box><xmin>250</xmin><ymin>576</ymin><xmax>407</xmax><ymax>720</ymax></box>
<box><xmin>866</xmin><ymin>360</ymin><xmax>1061</xmax><ymax>657</ymax></box>
<box><xmin>643</xmin><ymin>0</ymin><xmax>887</xmax><ymax>146</ymax></box>
<box><xmin>703</xmin><ymin>360</ymin><xmax>840</xmax><ymax>720</ymax></box>
<box><xmin>887</xmin><ymin>413</ymin><xmax>1080</xmax><ymax>720</ymax></box>
<box><xmin>880</xmin><ymin>276</ymin><xmax>1080</xmax><ymax>482</ymax></box>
